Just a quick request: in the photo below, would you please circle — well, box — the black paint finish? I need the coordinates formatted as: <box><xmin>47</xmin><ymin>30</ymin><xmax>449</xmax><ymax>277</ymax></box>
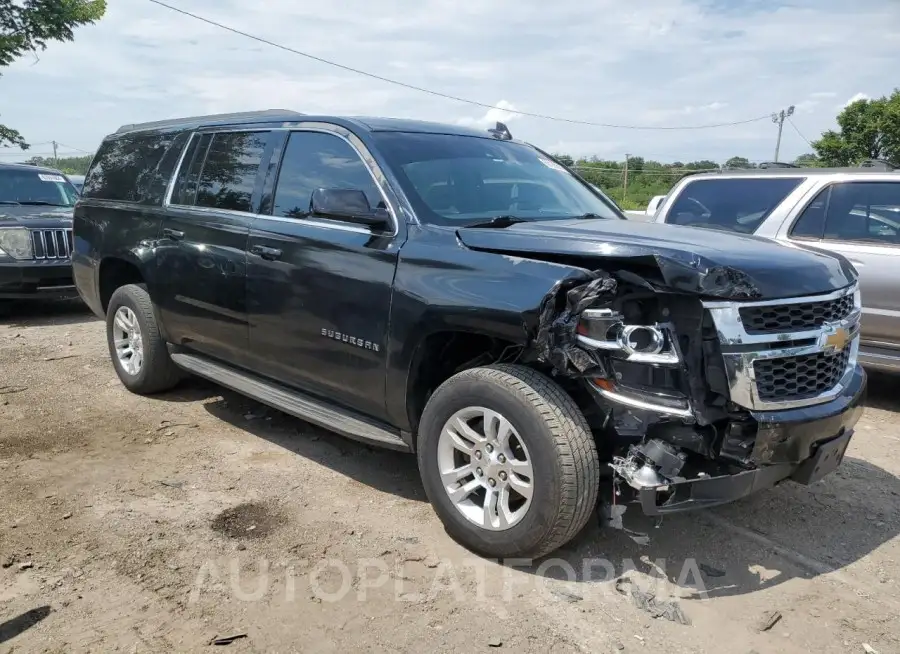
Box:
<box><xmin>72</xmin><ymin>109</ymin><xmax>865</xmax><ymax>463</ymax></box>
<box><xmin>457</xmin><ymin>218</ymin><xmax>858</xmax><ymax>300</ymax></box>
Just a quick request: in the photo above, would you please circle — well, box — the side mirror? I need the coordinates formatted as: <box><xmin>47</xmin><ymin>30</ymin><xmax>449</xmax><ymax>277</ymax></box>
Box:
<box><xmin>310</xmin><ymin>188</ymin><xmax>389</xmax><ymax>227</ymax></box>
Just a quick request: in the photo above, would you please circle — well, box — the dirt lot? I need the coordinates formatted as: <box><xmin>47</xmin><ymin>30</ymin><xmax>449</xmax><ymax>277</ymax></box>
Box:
<box><xmin>1</xmin><ymin>301</ymin><xmax>899</xmax><ymax>653</ymax></box>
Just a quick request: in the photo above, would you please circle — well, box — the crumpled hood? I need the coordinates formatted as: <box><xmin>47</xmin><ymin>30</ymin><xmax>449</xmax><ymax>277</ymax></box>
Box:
<box><xmin>0</xmin><ymin>205</ymin><xmax>74</xmax><ymax>226</ymax></box>
<box><xmin>456</xmin><ymin>218</ymin><xmax>857</xmax><ymax>300</ymax></box>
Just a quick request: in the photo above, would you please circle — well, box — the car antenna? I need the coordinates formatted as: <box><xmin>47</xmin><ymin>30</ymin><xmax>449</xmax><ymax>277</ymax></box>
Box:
<box><xmin>488</xmin><ymin>121</ymin><xmax>513</xmax><ymax>141</ymax></box>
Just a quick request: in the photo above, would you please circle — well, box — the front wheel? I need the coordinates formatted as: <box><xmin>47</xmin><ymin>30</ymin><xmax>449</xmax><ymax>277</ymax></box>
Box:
<box><xmin>417</xmin><ymin>364</ymin><xmax>600</xmax><ymax>559</ymax></box>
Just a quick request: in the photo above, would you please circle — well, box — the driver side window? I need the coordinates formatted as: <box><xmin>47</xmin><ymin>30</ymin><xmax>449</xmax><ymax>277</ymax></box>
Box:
<box><xmin>272</xmin><ymin>131</ymin><xmax>384</xmax><ymax>220</ymax></box>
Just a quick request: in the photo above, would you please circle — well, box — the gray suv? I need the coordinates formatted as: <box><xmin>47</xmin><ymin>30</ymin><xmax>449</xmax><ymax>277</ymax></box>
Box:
<box><xmin>653</xmin><ymin>163</ymin><xmax>900</xmax><ymax>372</ymax></box>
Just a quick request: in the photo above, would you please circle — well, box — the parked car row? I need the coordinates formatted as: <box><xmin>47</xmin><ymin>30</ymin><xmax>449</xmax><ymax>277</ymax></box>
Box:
<box><xmin>56</xmin><ymin>110</ymin><xmax>866</xmax><ymax>560</ymax></box>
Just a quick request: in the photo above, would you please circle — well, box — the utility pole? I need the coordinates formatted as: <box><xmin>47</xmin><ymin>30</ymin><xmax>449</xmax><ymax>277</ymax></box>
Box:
<box><xmin>52</xmin><ymin>141</ymin><xmax>58</xmax><ymax>167</ymax></box>
<box><xmin>623</xmin><ymin>153</ymin><xmax>630</xmax><ymax>204</ymax></box>
<box><xmin>771</xmin><ymin>106</ymin><xmax>794</xmax><ymax>162</ymax></box>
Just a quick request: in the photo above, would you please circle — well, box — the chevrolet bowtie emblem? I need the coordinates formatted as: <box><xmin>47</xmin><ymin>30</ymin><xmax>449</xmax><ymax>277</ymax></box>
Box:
<box><xmin>821</xmin><ymin>326</ymin><xmax>850</xmax><ymax>354</ymax></box>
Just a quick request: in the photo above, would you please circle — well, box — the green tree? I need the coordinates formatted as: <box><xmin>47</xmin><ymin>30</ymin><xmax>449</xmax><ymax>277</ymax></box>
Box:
<box><xmin>724</xmin><ymin>156</ymin><xmax>754</xmax><ymax>169</ymax></box>
<box><xmin>25</xmin><ymin>154</ymin><xmax>93</xmax><ymax>174</ymax></box>
<box><xmin>793</xmin><ymin>153</ymin><xmax>821</xmax><ymax>167</ymax></box>
<box><xmin>1</xmin><ymin>0</ymin><xmax>107</xmax><ymax>149</ymax></box>
<box><xmin>813</xmin><ymin>89</ymin><xmax>900</xmax><ymax>166</ymax></box>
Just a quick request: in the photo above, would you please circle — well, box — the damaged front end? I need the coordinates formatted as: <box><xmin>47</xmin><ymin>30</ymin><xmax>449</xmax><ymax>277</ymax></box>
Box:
<box><xmin>529</xmin><ymin>265</ymin><xmax>866</xmax><ymax>517</ymax></box>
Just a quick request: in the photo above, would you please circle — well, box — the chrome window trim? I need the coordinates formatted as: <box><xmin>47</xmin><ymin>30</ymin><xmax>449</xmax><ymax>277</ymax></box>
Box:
<box><xmin>703</xmin><ymin>282</ymin><xmax>861</xmax><ymax>411</ymax></box>
<box><xmin>163</xmin><ymin>124</ymin><xmax>399</xmax><ymax>238</ymax></box>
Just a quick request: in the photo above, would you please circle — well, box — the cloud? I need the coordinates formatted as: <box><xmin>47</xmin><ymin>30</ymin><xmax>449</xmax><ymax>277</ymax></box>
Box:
<box><xmin>1</xmin><ymin>0</ymin><xmax>899</xmax><ymax>165</ymax></box>
<box><xmin>456</xmin><ymin>100</ymin><xmax>521</xmax><ymax>128</ymax></box>
<box><xmin>842</xmin><ymin>92</ymin><xmax>871</xmax><ymax>107</ymax></box>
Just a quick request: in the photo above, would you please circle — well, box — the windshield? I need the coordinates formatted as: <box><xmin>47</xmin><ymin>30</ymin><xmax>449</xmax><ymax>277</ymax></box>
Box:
<box><xmin>665</xmin><ymin>177</ymin><xmax>805</xmax><ymax>233</ymax></box>
<box><xmin>0</xmin><ymin>169</ymin><xmax>79</xmax><ymax>206</ymax></box>
<box><xmin>371</xmin><ymin>132</ymin><xmax>622</xmax><ymax>225</ymax></box>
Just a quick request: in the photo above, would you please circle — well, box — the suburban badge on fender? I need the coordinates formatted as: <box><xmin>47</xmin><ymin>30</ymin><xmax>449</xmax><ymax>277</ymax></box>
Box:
<box><xmin>321</xmin><ymin>328</ymin><xmax>380</xmax><ymax>352</ymax></box>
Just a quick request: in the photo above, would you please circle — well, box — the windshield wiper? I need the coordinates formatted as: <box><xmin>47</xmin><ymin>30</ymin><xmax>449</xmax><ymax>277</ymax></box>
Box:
<box><xmin>0</xmin><ymin>201</ymin><xmax>21</xmax><ymax>205</ymax></box>
<box><xmin>572</xmin><ymin>212</ymin><xmax>607</xmax><ymax>220</ymax></box>
<box><xmin>464</xmin><ymin>215</ymin><xmax>530</xmax><ymax>228</ymax></box>
<box><xmin>16</xmin><ymin>201</ymin><xmax>67</xmax><ymax>206</ymax></box>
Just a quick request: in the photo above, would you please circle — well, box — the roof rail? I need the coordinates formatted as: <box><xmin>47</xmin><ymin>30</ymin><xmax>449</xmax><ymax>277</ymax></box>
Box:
<box><xmin>114</xmin><ymin>109</ymin><xmax>305</xmax><ymax>134</ymax></box>
<box><xmin>758</xmin><ymin>161</ymin><xmax>800</xmax><ymax>169</ymax></box>
<box><xmin>858</xmin><ymin>159</ymin><xmax>896</xmax><ymax>171</ymax></box>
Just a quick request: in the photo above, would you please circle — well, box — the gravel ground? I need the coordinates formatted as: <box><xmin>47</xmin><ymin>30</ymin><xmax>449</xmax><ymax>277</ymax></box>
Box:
<box><xmin>1</xmin><ymin>301</ymin><xmax>898</xmax><ymax>654</ymax></box>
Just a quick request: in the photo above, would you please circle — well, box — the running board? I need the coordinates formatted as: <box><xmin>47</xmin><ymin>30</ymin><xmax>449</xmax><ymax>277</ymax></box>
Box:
<box><xmin>169</xmin><ymin>351</ymin><xmax>411</xmax><ymax>452</ymax></box>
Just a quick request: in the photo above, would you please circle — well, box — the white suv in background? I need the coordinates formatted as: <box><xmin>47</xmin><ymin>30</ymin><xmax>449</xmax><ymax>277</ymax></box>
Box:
<box><xmin>653</xmin><ymin>161</ymin><xmax>900</xmax><ymax>372</ymax></box>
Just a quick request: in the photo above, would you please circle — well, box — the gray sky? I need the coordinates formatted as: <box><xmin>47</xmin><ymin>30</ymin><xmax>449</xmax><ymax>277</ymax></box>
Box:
<box><xmin>2</xmin><ymin>0</ymin><xmax>898</xmax><ymax>163</ymax></box>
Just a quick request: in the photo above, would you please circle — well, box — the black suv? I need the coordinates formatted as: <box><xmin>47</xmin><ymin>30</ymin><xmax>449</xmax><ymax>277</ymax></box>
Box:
<box><xmin>1</xmin><ymin>163</ymin><xmax>80</xmax><ymax>301</ymax></box>
<box><xmin>73</xmin><ymin>110</ymin><xmax>866</xmax><ymax>559</ymax></box>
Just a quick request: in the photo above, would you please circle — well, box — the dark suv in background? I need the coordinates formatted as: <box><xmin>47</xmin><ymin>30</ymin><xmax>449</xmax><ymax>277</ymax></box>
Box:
<box><xmin>0</xmin><ymin>162</ymin><xmax>80</xmax><ymax>302</ymax></box>
<box><xmin>73</xmin><ymin>110</ymin><xmax>865</xmax><ymax>559</ymax></box>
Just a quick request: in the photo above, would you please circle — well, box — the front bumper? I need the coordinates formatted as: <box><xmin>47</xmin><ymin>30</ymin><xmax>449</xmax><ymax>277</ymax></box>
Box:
<box><xmin>0</xmin><ymin>259</ymin><xmax>79</xmax><ymax>300</ymax></box>
<box><xmin>636</xmin><ymin>363</ymin><xmax>866</xmax><ymax>516</ymax></box>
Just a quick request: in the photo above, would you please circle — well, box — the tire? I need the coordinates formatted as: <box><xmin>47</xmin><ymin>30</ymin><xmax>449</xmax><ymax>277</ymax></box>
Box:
<box><xmin>106</xmin><ymin>283</ymin><xmax>182</xmax><ymax>394</ymax></box>
<box><xmin>417</xmin><ymin>364</ymin><xmax>600</xmax><ymax>559</ymax></box>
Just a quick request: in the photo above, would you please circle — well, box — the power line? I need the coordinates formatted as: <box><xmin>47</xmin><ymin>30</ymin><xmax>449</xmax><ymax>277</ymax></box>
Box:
<box><xmin>148</xmin><ymin>0</ymin><xmax>774</xmax><ymax>131</ymax></box>
<box><xmin>787</xmin><ymin>117</ymin><xmax>814</xmax><ymax>149</ymax></box>
<box><xmin>54</xmin><ymin>142</ymin><xmax>92</xmax><ymax>153</ymax></box>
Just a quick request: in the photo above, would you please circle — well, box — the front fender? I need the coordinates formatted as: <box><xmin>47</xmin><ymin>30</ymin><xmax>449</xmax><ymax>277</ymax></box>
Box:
<box><xmin>384</xmin><ymin>226</ymin><xmax>591</xmax><ymax>430</ymax></box>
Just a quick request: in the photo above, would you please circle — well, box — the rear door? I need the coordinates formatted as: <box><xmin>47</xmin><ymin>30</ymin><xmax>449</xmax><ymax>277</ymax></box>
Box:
<box><xmin>786</xmin><ymin>180</ymin><xmax>900</xmax><ymax>350</ymax></box>
<box><xmin>246</xmin><ymin>126</ymin><xmax>403</xmax><ymax>420</ymax></box>
<box><xmin>156</xmin><ymin>128</ymin><xmax>276</xmax><ymax>367</ymax></box>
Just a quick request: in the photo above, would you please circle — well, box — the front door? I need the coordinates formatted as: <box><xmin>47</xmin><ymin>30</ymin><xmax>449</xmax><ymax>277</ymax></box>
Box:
<box><xmin>156</xmin><ymin>129</ymin><xmax>275</xmax><ymax>367</ymax></box>
<box><xmin>246</xmin><ymin>127</ymin><xmax>403</xmax><ymax>421</ymax></box>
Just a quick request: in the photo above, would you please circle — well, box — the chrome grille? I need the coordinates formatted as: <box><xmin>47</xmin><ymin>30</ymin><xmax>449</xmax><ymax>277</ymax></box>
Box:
<box><xmin>739</xmin><ymin>293</ymin><xmax>855</xmax><ymax>334</ymax></box>
<box><xmin>31</xmin><ymin>228</ymin><xmax>73</xmax><ymax>260</ymax></box>
<box><xmin>703</xmin><ymin>284</ymin><xmax>860</xmax><ymax>411</ymax></box>
<box><xmin>754</xmin><ymin>348</ymin><xmax>852</xmax><ymax>403</ymax></box>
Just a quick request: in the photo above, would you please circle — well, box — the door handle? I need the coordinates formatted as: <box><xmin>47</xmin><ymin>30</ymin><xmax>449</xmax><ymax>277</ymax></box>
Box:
<box><xmin>251</xmin><ymin>245</ymin><xmax>282</xmax><ymax>261</ymax></box>
<box><xmin>162</xmin><ymin>227</ymin><xmax>184</xmax><ymax>240</ymax></box>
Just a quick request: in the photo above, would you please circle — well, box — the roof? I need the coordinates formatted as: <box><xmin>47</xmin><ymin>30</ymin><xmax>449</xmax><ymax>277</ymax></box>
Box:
<box><xmin>0</xmin><ymin>161</ymin><xmax>65</xmax><ymax>175</ymax></box>
<box><xmin>684</xmin><ymin>166</ymin><xmax>899</xmax><ymax>180</ymax></box>
<box><xmin>112</xmin><ymin>109</ymin><xmax>502</xmax><ymax>141</ymax></box>
<box><xmin>346</xmin><ymin>116</ymin><xmax>490</xmax><ymax>138</ymax></box>
<box><xmin>115</xmin><ymin>109</ymin><xmax>306</xmax><ymax>135</ymax></box>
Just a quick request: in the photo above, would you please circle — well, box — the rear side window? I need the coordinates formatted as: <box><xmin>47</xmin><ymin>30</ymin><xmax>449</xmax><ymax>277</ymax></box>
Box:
<box><xmin>824</xmin><ymin>182</ymin><xmax>900</xmax><ymax>245</ymax></box>
<box><xmin>791</xmin><ymin>182</ymin><xmax>900</xmax><ymax>245</ymax></box>
<box><xmin>82</xmin><ymin>131</ymin><xmax>181</xmax><ymax>203</ymax></box>
<box><xmin>666</xmin><ymin>177</ymin><xmax>805</xmax><ymax>234</ymax></box>
<box><xmin>143</xmin><ymin>131</ymin><xmax>190</xmax><ymax>205</ymax></box>
<box><xmin>195</xmin><ymin>131</ymin><xmax>270</xmax><ymax>213</ymax></box>
<box><xmin>171</xmin><ymin>133</ymin><xmax>211</xmax><ymax>205</ymax></box>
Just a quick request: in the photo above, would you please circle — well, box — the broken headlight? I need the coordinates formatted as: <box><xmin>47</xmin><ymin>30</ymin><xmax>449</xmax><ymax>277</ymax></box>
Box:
<box><xmin>575</xmin><ymin>308</ymin><xmax>680</xmax><ymax>366</ymax></box>
<box><xmin>577</xmin><ymin>308</ymin><xmax>691</xmax><ymax>418</ymax></box>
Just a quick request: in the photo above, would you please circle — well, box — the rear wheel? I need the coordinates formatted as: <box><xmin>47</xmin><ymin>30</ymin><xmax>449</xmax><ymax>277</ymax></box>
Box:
<box><xmin>106</xmin><ymin>283</ymin><xmax>182</xmax><ymax>394</ymax></box>
<box><xmin>417</xmin><ymin>364</ymin><xmax>600</xmax><ymax>559</ymax></box>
